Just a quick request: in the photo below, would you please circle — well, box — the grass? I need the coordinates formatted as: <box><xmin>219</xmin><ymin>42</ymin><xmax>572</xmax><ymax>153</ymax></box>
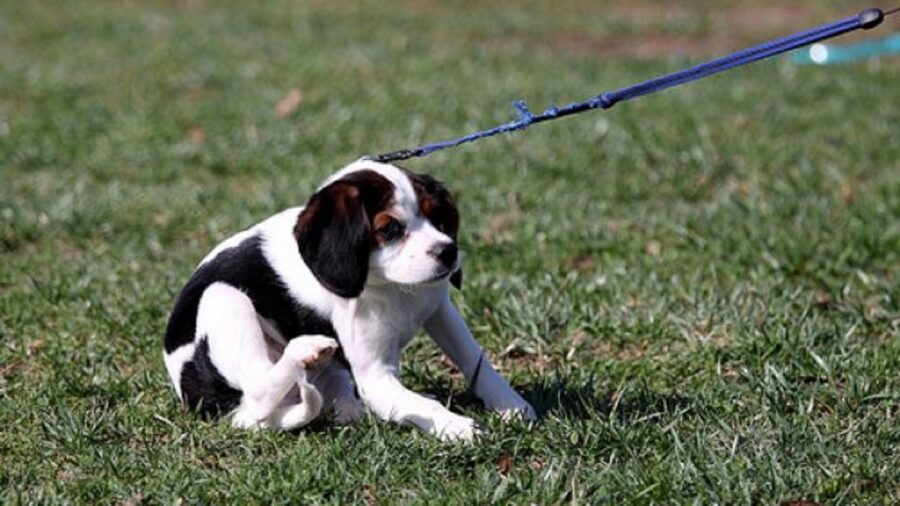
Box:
<box><xmin>1</xmin><ymin>0</ymin><xmax>898</xmax><ymax>503</ymax></box>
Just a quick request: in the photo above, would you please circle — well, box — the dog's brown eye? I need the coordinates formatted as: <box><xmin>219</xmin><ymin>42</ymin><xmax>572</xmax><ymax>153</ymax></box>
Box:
<box><xmin>380</xmin><ymin>219</ymin><xmax>405</xmax><ymax>242</ymax></box>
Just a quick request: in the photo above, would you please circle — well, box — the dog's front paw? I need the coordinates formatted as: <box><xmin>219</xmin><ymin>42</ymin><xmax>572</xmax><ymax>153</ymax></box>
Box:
<box><xmin>284</xmin><ymin>335</ymin><xmax>339</xmax><ymax>368</ymax></box>
<box><xmin>498</xmin><ymin>401</ymin><xmax>537</xmax><ymax>422</ymax></box>
<box><xmin>433</xmin><ymin>413</ymin><xmax>480</xmax><ymax>443</ymax></box>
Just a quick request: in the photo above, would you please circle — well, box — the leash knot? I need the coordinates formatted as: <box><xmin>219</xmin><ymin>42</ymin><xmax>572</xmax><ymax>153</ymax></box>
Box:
<box><xmin>512</xmin><ymin>100</ymin><xmax>534</xmax><ymax>125</ymax></box>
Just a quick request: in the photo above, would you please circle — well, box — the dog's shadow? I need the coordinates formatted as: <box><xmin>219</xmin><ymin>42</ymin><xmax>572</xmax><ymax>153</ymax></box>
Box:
<box><xmin>423</xmin><ymin>375</ymin><xmax>693</xmax><ymax>423</ymax></box>
<box><xmin>295</xmin><ymin>375</ymin><xmax>693</xmax><ymax>436</ymax></box>
<box><xmin>525</xmin><ymin>378</ymin><xmax>692</xmax><ymax>422</ymax></box>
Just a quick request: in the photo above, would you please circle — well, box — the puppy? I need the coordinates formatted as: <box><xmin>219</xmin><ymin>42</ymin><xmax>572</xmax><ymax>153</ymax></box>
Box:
<box><xmin>162</xmin><ymin>160</ymin><xmax>535</xmax><ymax>441</ymax></box>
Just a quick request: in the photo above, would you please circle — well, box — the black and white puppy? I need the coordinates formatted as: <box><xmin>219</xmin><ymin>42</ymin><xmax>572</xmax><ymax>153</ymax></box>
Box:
<box><xmin>163</xmin><ymin>160</ymin><xmax>535</xmax><ymax>441</ymax></box>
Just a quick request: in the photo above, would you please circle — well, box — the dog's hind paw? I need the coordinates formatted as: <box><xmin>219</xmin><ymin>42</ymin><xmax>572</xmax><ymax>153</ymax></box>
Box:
<box><xmin>231</xmin><ymin>409</ymin><xmax>268</xmax><ymax>430</ymax></box>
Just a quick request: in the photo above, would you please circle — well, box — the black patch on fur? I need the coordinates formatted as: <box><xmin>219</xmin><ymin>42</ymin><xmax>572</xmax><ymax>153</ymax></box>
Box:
<box><xmin>179</xmin><ymin>338</ymin><xmax>242</xmax><ymax>418</ymax></box>
<box><xmin>164</xmin><ymin>234</ymin><xmax>336</xmax><ymax>354</ymax></box>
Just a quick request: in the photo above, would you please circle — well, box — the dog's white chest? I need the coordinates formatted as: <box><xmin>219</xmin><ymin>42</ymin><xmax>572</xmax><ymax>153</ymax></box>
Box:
<box><xmin>338</xmin><ymin>285</ymin><xmax>443</xmax><ymax>357</ymax></box>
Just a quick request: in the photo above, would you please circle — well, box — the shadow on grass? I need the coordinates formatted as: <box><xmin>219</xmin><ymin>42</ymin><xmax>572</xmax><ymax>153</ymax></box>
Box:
<box><xmin>419</xmin><ymin>375</ymin><xmax>693</xmax><ymax>423</ymax></box>
<box><xmin>525</xmin><ymin>377</ymin><xmax>693</xmax><ymax>422</ymax></box>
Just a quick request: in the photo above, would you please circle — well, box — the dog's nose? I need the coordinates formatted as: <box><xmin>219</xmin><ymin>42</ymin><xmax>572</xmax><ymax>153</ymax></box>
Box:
<box><xmin>429</xmin><ymin>242</ymin><xmax>458</xmax><ymax>268</ymax></box>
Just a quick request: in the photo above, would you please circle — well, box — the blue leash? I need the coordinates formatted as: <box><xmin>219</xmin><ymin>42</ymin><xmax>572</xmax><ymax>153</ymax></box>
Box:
<box><xmin>371</xmin><ymin>7</ymin><xmax>896</xmax><ymax>163</ymax></box>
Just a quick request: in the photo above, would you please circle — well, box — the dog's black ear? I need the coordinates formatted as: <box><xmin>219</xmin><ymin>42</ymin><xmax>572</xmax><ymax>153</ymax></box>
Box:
<box><xmin>295</xmin><ymin>182</ymin><xmax>371</xmax><ymax>298</ymax></box>
<box><xmin>450</xmin><ymin>268</ymin><xmax>463</xmax><ymax>289</ymax></box>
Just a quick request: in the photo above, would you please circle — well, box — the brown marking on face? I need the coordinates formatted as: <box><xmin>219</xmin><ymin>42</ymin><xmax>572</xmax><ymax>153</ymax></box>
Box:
<box><xmin>371</xmin><ymin>211</ymin><xmax>405</xmax><ymax>247</ymax></box>
<box><xmin>404</xmin><ymin>170</ymin><xmax>459</xmax><ymax>239</ymax></box>
<box><xmin>372</xmin><ymin>212</ymin><xmax>395</xmax><ymax>233</ymax></box>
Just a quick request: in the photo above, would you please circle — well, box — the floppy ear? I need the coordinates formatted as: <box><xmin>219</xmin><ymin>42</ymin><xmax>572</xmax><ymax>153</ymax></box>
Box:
<box><xmin>294</xmin><ymin>182</ymin><xmax>370</xmax><ymax>298</ymax></box>
<box><xmin>405</xmin><ymin>171</ymin><xmax>460</xmax><ymax>240</ymax></box>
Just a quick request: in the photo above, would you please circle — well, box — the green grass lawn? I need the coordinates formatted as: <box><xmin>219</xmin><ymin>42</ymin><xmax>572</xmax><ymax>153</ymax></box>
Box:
<box><xmin>1</xmin><ymin>0</ymin><xmax>898</xmax><ymax>503</ymax></box>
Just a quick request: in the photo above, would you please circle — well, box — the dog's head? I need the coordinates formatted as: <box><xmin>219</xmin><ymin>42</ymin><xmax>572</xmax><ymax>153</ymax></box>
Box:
<box><xmin>294</xmin><ymin>161</ymin><xmax>461</xmax><ymax>298</ymax></box>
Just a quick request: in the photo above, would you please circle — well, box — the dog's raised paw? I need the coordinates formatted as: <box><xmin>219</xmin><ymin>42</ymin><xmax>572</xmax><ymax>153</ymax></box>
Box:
<box><xmin>284</xmin><ymin>335</ymin><xmax>339</xmax><ymax>368</ymax></box>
